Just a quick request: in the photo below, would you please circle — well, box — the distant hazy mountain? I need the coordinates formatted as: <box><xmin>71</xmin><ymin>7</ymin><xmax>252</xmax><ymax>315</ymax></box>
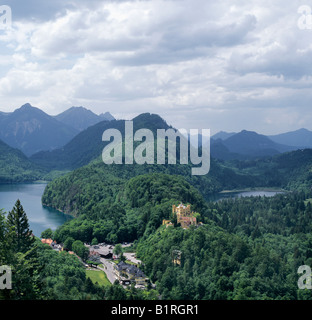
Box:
<box><xmin>223</xmin><ymin>130</ymin><xmax>296</xmax><ymax>156</ymax></box>
<box><xmin>210</xmin><ymin>139</ymin><xmax>247</xmax><ymax>161</ymax></box>
<box><xmin>0</xmin><ymin>103</ymin><xmax>79</xmax><ymax>156</ymax></box>
<box><xmin>210</xmin><ymin>130</ymin><xmax>297</xmax><ymax>160</ymax></box>
<box><xmin>54</xmin><ymin>106</ymin><xmax>115</xmax><ymax>132</ymax></box>
<box><xmin>211</xmin><ymin>131</ymin><xmax>236</xmax><ymax>141</ymax></box>
<box><xmin>99</xmin><ymin>112</ymin><xmax>115</xmax><ymax>122</ymax></box>
<box><xmin>268</xmin><ymin>128</ymin><xmax>312</xmax><ymax>148</ymax></box>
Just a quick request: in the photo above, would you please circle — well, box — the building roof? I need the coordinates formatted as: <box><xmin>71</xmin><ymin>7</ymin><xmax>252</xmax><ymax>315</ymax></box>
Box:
<box><xmin>115</xmin><ymin>261</ymin><xmax>146</xmax><ymax>278</ymax></box>
<box><xmin>41</xmin><ymin>238</ymin><xmax>53</xmax><ymax>246</ymax></box>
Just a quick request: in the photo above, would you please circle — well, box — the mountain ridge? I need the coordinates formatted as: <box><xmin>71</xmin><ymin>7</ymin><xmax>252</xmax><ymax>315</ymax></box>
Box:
<box><xmin>0</xmin><ymin>138</ymin><xmax>44</xmax><ymax>183</ymax></box>
<box><xmin>54</xmin><ymin>106</ymin><xmax>115</xmax><ymax>132</ymax></box>
<box><xmin>0</xmin><ymin>104</ymin><xmax>115</xmax><ymax>156</ymax></box>
<box><xmin>0</xmin><ymin>103</ymin><xmax>79</xmax><ymax>156</ymax></box>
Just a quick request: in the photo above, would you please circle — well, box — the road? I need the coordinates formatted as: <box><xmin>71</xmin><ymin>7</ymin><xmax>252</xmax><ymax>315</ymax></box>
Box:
<box><xmin>87</xmin><ymin>242</ymin><xmax>142</xmax><ymax>285</ymax></box>
<box><xmin>123</xmin><ymin>252</ymin><xmax>141</xmax><ymax>265</ymax></box>
<box><xmin>99</xmin><ymin>258</ymin><xmax>116</xmax><ymax>284</ymax></box>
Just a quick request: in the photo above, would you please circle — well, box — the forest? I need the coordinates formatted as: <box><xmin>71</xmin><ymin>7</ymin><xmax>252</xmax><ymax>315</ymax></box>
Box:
<box><xmin>136</xmin><ymin>191</ymin><xmax>312</xmax><ymax>300</ymax></box>
<box><xmin>0</xmin><ymin>201</ymin><xmax>152</xmax><ymax>300</ymax></box>
<box><xmin>41</xmin><ymin>161</ymin><xmax>312</xmax><ymax>300</ymax></box>
<box><xmin>3</xmin><ymin>132</ymin><xmax>312</xmax><ymax>300</ymax></box>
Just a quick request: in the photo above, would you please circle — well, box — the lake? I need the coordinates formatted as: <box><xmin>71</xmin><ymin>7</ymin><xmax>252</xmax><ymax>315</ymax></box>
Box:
<box><xmin>208</xmin><ymin>190</ymin><xmax>285</xmax><ymax>202</ymax></box>
<box><xmin>0</xmin><ymin>183</ymin><xmax>72</xmax><ymax>237</ymax></box>
<box><xmin>0</xmin><ymin>184</ymin><xmax>284</xmax><ymax>238</ymax></box>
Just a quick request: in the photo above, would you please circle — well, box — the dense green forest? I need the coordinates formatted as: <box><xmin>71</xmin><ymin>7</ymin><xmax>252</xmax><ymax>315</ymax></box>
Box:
<box><xmin>0</xmin><ymin>202</ymin><xmax>151</xmax><ymax>300</ymax></box>
<box><xmin>136</xmin><ymin>191</ymin><xmax>312</xmax><ymax>300</ymax></box>
<box><xmin>3</xmin><ymin>111</ymin><xmax>312</xmax><ymax>300</ymax></box>
<box><xmin>0</xmin><ymin>140</ymin><xmax>44</xmax><ymax>183</ymax></box>
<box><xmin>51</xmin><ymin>173</ymin><xmax>205</xmax><ymax>244</ymax></box>
<box><xmin>39</xmin><ymin>146</ymin><xmax>312</xmax><ymax>300</ymax></box>
<box><xmin>42</xmin><ymin>147</ymin><xmax>312</xmax><ymax>246</ymax></box>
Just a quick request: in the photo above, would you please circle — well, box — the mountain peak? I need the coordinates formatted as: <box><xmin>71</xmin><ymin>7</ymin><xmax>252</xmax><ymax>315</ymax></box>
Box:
<box><xmin>55</xmin><ymin>107</ymin><xmax>113</xmax><ymax>132</ymax></box>
<box><xmin>269</xmin><ymin>128</ymin><xmax>312</xmax><ymax>148</ymax></box>
<box><xmin>99</xmin><ymin>112</ymin><xmax>115</xmax><ymax>121</ymax></box>
<box><xmin>19</xmin><ymin>103</ymin><xmax>35</xmax><ymax>110</ymax></box>
<box><xmin>22</xmin><ymin>102</ymin><xmax>32</xmax><ymax>107</ymax></box>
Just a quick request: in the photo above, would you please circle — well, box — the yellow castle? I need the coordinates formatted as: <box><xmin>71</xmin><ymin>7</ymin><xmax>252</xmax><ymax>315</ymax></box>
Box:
<box><xmin>173</xmin><ymin>203</ymin><xmax>197</xmax><ymax>229</ymax></box>
<box><xmin>163</xmin><ymin>203</ymin><xmax>199</xmax><ymax>229</ymax></box>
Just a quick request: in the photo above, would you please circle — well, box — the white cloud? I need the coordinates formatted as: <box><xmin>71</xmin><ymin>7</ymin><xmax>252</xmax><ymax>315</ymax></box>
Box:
<box><xmin>0</xmin><ymin>0</ymin><xmax>311</xmax><ymax>134</ymax></box>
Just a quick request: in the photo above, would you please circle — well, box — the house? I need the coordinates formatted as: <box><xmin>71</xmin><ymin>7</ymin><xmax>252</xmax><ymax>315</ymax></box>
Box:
<box><xmin>162</xmin><ymin>219</ymin><xmax>173</xmax><ymax>228</ymax></box>
<box><xmin>41</xmin><ymin>238</ymin><xmax>53</xmax><ymax>246</ymax></box>
<box><xmin>114</xmin><ymin>261</ymin><xmax>147</xmax><ymax>286</ymax></box>
<box><xmin>41</xmin><ymin>239</ymin><xmax>63</xmax><ymax>252</ymax></box>
<box><xmin>87</xmin><ymin>250</ymin><xmax>101</xmax><ymax>267</ymax></box>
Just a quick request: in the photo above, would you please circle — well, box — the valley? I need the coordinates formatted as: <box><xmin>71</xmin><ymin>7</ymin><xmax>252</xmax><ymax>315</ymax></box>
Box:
<box><xmin>1</xmin><ymin>104</ymin><xmax>312</xmax><ymax>301</ymax></box>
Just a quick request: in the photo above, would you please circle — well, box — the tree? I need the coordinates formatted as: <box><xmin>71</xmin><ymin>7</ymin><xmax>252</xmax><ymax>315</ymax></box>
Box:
<box><xmin>0</xmin><ymin>209</ymin><xmax>9</xmax><ymax>265</ymax></box>
<box><xmin>113</xmin><ymin>244</ymin><xmax>123</xmax><ymax>258</ymax></box>
<box><xmin>7</xmin><ymin>200</ymin><xmax>34</xmax><ymax>253</ymax></box>
<box><xmin>63</xmin><ymin>237</ymin><xmax>75</xmax><ymax>251</ymax></box>
<box><xmin>41</xmin><ymin>228</ymin><xmax>53</xmax><ymax>239</ymax></box>
<box><xmin>72</xmin><ymin>240</ymin><xmax>89</xmax><ymax>261</ymax></box>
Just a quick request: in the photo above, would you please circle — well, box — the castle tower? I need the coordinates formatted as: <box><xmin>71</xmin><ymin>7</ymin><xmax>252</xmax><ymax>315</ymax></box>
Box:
<box><xmin>172</xmin><ymin>203</ymin><xmax>197</xmax><ymax>229</ymax></box>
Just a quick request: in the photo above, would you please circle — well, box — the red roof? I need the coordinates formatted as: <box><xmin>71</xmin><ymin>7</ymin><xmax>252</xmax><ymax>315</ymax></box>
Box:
<box><xmin>41</xmin><ymin>238</ymin><xmax>53</xmax><ymax>246</ymax></box>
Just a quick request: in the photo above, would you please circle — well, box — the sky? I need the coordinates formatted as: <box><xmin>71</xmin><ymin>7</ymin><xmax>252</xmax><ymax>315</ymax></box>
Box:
<box><xmin>0</xmin><ymin>0</ymin><xmax>312</xmax><ymax>135</ymax></box>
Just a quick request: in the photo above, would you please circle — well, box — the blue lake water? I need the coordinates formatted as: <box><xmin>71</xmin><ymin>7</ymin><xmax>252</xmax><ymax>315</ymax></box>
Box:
<box><xmin>0</xmin><ymin>183</ymin><xmax>72</xmax><ymax>237</ymax></box>
<box><xmin>0</xmin><ymin>184</ymin><xmax>284</xmax><ymax>238</ymax></box>
<box><xmin>209</xmin><ymin>190</ymin><xmax>285</xmax><ymax>202</ymax></box>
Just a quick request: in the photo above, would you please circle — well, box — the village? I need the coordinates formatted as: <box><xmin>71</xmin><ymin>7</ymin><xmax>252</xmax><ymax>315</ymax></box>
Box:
<box><xmin>41</xmin><ymin>238</ymin><xmax>149</xmax><ymax>288</ymax></box>
<box><xmin>41</xmin><ymin>202</ymin><xmax>201</xmax><ymax>289</ymax></box>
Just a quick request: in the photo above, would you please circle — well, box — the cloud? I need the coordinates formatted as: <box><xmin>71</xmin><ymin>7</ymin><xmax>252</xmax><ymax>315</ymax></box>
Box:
<box><xmin>0</xmin><ymin>0</ymin><xmax>311</xmax><ymax>134</ymax></box>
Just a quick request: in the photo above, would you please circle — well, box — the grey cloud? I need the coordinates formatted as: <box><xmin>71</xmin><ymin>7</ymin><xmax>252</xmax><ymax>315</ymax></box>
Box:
<box><xmin>113</xmin><ymin>14</ymin><xmax>258</xmax><ymax>66</ymax></box>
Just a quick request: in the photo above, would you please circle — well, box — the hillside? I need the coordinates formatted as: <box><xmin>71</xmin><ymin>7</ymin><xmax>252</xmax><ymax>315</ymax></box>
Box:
<box><xmin>49</xmin><ymin>173</ymin><xmax>207</xmax><ymax>244</ymax></box>
<box><xmin>0</xmin><ymin>139</ymin><xmax>44</xmax><ymax>183</ymax></box>
<box><xmin>0</xmin><ymin>103</ymin><xmax>79</xmax><ymax>156</ymax></box>
<box><xmin>30</xmin><ymin>113</ymin><xmax>173</xmax><ymax>170</ymax></box>
<box><xmin>136</xmin><ymin>188</ymin><xmax>312</xmax><ymax>300</ymax></box>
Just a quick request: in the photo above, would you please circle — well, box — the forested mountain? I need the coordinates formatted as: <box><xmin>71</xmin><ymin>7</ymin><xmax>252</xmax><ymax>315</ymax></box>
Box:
<box><xmin>54</xmin><ymin>106</ymin><xmax>114</xmax><ymax>132</ymax></box>
<box><xmin>0</xmin><ymin>104</ymin><xmax>79</xmax><ymax>156</ymax></box>
<box><xmin>0</xmin><ymin>139</ymin><xmax>44</xmax><ymax>183</ymax></box>
<box><xmin>3</xmin><ymin>105</ymin><xmax>312</xmax><ymax>300</ymax></box>
<box><xmin>43</xmin><ymin>162</ymin><xmax>312</xmax><ymax>300</ymax></box>
<box><xmin>30</xmin><ymin>113</ymin><xmax>173</xmax><ymax>170</ymax></box>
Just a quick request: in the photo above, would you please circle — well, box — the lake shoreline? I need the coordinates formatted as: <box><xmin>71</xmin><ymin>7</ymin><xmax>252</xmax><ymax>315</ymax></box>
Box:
<box><xmin>0</xmin><ymin>183</ymin><xmax>73</xmax><ymax>237</ymax></box>
<box><xmin>219</xmin><ymin>187</ymin><xmax>287</xmax><ymax>194</ymax></box>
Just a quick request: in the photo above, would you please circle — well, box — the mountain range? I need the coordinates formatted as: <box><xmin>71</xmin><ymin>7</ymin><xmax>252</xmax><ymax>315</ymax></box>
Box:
<box><xmin>30</xmin><ymin>113</ymin><xmax>171</xmax><ymax>170</ymax></box>
<box><xmin>1</xmin><ymin>103</ymin><xmax>312</xmax><ymax>165</ymax></box>
<box><xmin>0</xmin><ymin>103</ymin><xmax>114</xmax><ymax>156</ymax></box>
<box><xmin>211</xmin><ymin>128</ymin><xmax>312</xmax><ymax>160</ymax></box>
